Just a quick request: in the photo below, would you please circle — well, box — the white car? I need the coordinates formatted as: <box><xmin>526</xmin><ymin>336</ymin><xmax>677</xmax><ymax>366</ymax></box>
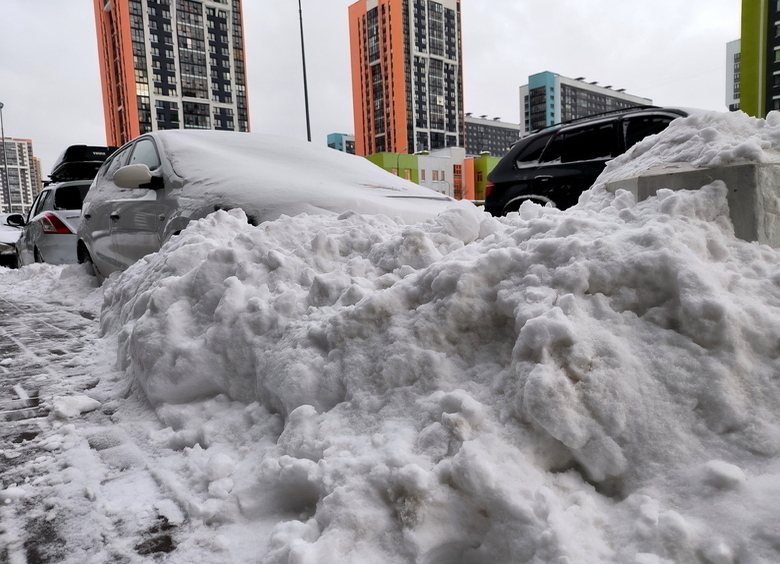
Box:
<box><xmin>7</xmin><ymin>180</ymin><xmax>92</xmax><ymax>265</ymax></box>
<box><xmin>77</xmin><ymin>130</ymin><xmax>455</xmax><ymax>281</ymax></box>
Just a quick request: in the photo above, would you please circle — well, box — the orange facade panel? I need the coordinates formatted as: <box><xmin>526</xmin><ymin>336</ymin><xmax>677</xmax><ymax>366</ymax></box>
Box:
<box><xmin>94</xmin><ymin>0</ymin><xmax>140</xmax><ymax>147</ymax></box>
<box><xmin>348</xmin><ymin>2</ymin><xmax>368</xmax><ymax>156</ymax></box>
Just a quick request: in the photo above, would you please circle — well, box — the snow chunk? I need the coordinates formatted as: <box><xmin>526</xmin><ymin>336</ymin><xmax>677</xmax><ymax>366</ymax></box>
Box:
<box><xmin>51</xmin><ymin>395</ymin><xmax>101</xmax><ymax>419</ymax></box>
<box><xmin>699</xmin><ymin>460</ymin><xmax>747</xmax><ymax>491</ymax></box>
<box><xmin>0</xmin><ymin>486</ymin><xmax>27</xmax><ymax>504</ymax></box>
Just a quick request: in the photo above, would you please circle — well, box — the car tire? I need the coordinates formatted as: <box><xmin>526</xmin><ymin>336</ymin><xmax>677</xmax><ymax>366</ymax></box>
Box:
<box><xmin>33</xmin><ymin>247</ymin><xmax>43</xmax><ymax>263</ymax></box>
<box><xmin>77</xmin><ymin>243</ymin><xmax>105</xmax><ymax>285</ymax></box>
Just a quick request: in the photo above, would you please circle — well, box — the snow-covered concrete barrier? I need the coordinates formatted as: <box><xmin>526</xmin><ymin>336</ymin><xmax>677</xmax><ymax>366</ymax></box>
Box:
<box><xmin>604</xmin><ymin>161</ymin><xmax>780</xmax><ymax>246</ymax></box>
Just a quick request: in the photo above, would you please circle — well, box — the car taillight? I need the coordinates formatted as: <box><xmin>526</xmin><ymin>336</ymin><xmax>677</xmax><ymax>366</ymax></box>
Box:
<box><xmin>40</xmin><ymin>214</ymin><xmax>73</xmax><ymax>235</ymax></box>
<box><xmin>485</xmin><ymin>181</ymin><xmax>495</xmax><ymax>199</ymax></box>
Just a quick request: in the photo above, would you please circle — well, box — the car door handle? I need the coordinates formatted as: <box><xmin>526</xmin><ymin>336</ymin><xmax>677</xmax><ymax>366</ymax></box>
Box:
<box><xmin>109</xmin><ymin>212</ymin><xmax>120</xmax><ymax>220</ymax></box>
<box><xmin>535</xmin><ymin>175</ymin><xmax>553</xmax><ymax>181</ymax></box>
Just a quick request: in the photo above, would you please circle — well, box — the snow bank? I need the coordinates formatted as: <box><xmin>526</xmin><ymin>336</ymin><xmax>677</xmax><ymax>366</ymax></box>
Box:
<box><xmin>100</xmin><ymin>111</ymin><xmax>780</xmax><ymax>562</ymax></box>
<box><xmin>595</xmin><ymin>110</ymin><xmax>780</xmax><ymax>189</ymax></box>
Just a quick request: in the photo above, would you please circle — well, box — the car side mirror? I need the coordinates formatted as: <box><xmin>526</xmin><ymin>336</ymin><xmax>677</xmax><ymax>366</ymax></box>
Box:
<box><xmin>6</xmin><ymin>213</ymin><xmax>25</xmax><ymax>227</ymax></box>
<box><xmin>114</xmin><ymin>164</ymin><xmax>163</xmax><ymax>189</ymax></box>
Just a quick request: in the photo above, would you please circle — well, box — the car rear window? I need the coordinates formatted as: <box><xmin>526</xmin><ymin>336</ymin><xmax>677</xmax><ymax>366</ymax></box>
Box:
<box><xmin>53</xmin><ymin>184</ymin><xmax>91</xmax><ymax>210</ymax></box>
<box><xmin>623</xmin><ymin>115</ymin><xmax>675</xmax><ymax>149</ymax></box>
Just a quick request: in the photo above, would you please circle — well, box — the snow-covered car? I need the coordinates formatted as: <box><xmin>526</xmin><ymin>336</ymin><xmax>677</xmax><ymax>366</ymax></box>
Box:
<box><xmin>77</xmin><ymin>130</ymin><xmax>455</xmax><ymax>281</ymax></box>
<box><xmin>6</xmin><ymin>180</ymin><xmax>93</xmax><ymax>266</ymax></box>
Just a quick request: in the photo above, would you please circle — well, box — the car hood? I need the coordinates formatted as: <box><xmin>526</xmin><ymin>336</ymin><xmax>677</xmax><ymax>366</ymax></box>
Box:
<box><xmin>157</xmin><ymin>130</ymin><xmax>457</xmax><ymax>224</ymax></box>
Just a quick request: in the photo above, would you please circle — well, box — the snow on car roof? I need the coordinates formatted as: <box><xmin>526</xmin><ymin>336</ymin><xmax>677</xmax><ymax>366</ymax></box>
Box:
<box><xmin>152</xmin><ymin>129</ymin><xmax>455</xmax><ymax>224</ymax></box>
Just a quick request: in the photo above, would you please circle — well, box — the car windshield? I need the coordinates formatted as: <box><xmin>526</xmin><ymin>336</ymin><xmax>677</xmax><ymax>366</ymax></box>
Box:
<box><xmin>53</xmin><ymin>184</ymin><xmax>91</xmax><ymax>210</ymax></box>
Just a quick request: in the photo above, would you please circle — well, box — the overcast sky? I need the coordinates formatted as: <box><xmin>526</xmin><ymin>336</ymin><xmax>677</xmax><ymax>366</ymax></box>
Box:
<box><xmin>1</xmin><ymin>0</ymin><xmax>740</xmax><ymax>176</ymax></box>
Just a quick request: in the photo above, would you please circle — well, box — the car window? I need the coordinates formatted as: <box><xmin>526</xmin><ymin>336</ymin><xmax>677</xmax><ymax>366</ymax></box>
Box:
<box><xmin>514</xmin><ymin>131</ymin><xmax>555</xmax><ymax>166</ymax></box>
<box><xmin>37</xmin><ymin>190</ymin><xmax>55</xmax><ymax>214</ymax></box>
<box><xmin>97</xmin><ymin>145</ymin><xmax>131</xmax><ymax>183</ymax></box>
<box><xmin>624</xmin><ymin>115</ymin><xmax>675</xmax><ymax>149</ymax></box>
<box><xmin>27</xmin><ymin>191</ymin><xmax>47</xmax><ymax>222</ymax></box>
<box><xmin>128</xmin><ymin>138</ymin><xmax>161</xmax><ymax>171</ymax></box>
<box><xmin>547</xmin><ymin>122</ymin><xmax>617</xmax><ymax>164</ymax></box>
<box><xmin>53</xmin><ymin>184</ymin><xmax>91</xmax><ymax>210</ymax></box>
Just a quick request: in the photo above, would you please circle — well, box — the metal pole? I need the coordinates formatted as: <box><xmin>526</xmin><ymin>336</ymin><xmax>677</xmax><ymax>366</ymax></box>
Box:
<box><xmin>396</xmin><ymin>147</ymin><xmax>407</xmax><ymax>176</ymax></box>
<box><xmin>298</xmin><ymin>0</ymin><xmax>311</xmax><ymax>142</ymax></box>
<box><xmin>0</xmin><ymin>103</ymin><xmax>9</xmax><ymax>214</ymax></box>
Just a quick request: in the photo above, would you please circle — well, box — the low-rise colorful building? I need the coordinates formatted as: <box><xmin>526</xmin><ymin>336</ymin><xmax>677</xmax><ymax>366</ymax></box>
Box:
<box><xmin>365</xmin><ymin>148</ymin><xmax>500</xmax><ymax>203</ymax></box>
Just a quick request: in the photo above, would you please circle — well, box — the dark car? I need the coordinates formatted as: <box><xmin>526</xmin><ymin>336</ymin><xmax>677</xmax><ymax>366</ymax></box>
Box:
<box><xmin>484</xmin><ymin>107</ymin><xmax>691</xmax><ymax>215</ymax></box>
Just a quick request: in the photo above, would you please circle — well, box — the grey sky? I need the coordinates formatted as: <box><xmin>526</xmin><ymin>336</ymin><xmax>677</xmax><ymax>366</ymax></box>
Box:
<box><xmin>1</xmin><ymin>0</ymin><xmax>740</xmax><ymax>176</ymax></box>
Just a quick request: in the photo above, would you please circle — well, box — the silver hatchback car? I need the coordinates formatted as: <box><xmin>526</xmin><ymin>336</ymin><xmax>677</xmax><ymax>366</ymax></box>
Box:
<box><xmin>7</xmin><ymin>180</ymin><xmax>91</xmax><ymax>265</ymax></box>
<box><xmin>77</xmin><ymin>130</ymin><xmax>454</xmax><ymax>281</ymax></box>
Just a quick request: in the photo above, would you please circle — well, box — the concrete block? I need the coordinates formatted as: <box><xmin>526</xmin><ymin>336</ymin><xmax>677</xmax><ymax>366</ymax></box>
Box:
<box><xmin>604</xmin><ymin>162</ymin><xmax>780</xmax><ymax>247</ymax></box>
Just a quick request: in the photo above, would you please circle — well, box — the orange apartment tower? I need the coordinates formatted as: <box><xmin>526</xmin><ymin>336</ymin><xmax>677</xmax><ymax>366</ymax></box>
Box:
<box><xmin>93</xmin><ymin>0</ymin><xmax>250</xmax><ymax>147</ymax></box>
<box><xmin>348</xmin><ymin>0</ymin><xmax>464</xmax><ymax>157</ymax></box>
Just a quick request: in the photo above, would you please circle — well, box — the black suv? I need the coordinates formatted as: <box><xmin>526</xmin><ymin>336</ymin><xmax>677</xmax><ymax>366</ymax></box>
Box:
<box><xmin>485</xmin><ymin>107</ymin><xmax>690</xmax><ymax>215</ymax></box>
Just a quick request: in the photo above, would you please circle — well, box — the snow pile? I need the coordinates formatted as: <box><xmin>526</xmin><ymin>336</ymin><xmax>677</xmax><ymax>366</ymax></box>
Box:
<box><xmin>97</xmin><ymin>111</ymin><xmax>780</xmax><ymax>562</ymax></box>
<box><xmin>596</xmin><ymin>110</ymin><xmax>780</xmax><ymax>188</ymax></box>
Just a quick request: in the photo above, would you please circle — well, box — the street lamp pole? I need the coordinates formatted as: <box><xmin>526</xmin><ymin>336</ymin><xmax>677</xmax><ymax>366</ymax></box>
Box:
<box><xmin>396</xmin><ymin>146</ymin><xmax>408</xmax><ymax>176</ymax></box>
<box><xmin>0</xmin><ymin>103</ymin><xmax>9</xmax><ymax>214</ymax></box>
<box><xmin>297</xmin><ymin>0</ymin><xmax>312</xmax><ymax>142</ymax></box>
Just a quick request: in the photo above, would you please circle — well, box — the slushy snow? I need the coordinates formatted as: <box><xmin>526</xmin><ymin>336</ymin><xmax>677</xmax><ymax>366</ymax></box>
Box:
<box><xmin>3</xmin><ymin>110</ymin><xmax>780</xmax><ymax>563</ymax></box>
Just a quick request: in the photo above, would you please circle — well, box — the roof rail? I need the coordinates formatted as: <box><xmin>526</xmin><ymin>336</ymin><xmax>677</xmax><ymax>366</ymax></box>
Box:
<box><xmin>529</xmin><ymin>105</ymin><xmax>661</xmax><ymax>135</ymax></box>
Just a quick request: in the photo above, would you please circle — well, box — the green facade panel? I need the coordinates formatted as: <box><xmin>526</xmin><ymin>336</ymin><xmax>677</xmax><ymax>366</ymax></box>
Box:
<box><xmin>366</xmin><ymin>153</ymin><xmax>420</xmax><ymax>184</ymax></box>
<box><xmin>741</xmin><ymin>0</ymin><xmax>767</xmax><ymax>117</ymax></box>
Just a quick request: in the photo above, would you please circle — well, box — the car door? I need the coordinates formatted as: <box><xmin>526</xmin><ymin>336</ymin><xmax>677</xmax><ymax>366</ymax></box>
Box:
<box><xmin>18</xmin><ymin>189</ymin><xmax>54</xmax><ymax>265</ymax></box>
<box><xmin>531</xmin><ymin>120</ymin><xmax>620</xmax><ymax>209</ymax></box>
<box><xmin>109</xmin><ymin>137</ymin><xmax>168</xmax><ymax>268</ymax></box>
<box><xmin>81</xmin><ymin>145</ymin><xmax>132</xmax><ymax>273</ymax></box>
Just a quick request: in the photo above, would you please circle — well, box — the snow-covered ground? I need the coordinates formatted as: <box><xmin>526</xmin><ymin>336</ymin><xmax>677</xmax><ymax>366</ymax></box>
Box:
<box><xmin>3</xmin><ymin>111</ymin><xmax>780</xmax><ymax>563</ymax></box>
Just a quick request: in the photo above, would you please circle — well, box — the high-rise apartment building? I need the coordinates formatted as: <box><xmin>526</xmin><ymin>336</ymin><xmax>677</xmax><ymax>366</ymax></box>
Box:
<box><xmin>0</xmin><ymin>138</ymin><xmax>42</xmax><ymax>214</ymax></box>
<box><xmin>740</xmin><ymin>0</ymin><xmax>780</xmax><ymax>117</ymax></box>
<box><xmin>727</xmin><ymin>39</ymin><xmax>741</xmax><ymax>112</ymax></box>
<box><xmin>519</xmin><ymin>72</ymin><xmax>651</xmax><ymax>135</ymax></box>
<box><xmin>93</xmin><ymin>0</ymin><xmax>249</xmax><ymax>147</ymax></box>
<box><xmin>348</xmin><ymin>0</ymin><xmax>464</xmax><ymax>156</ymax></box>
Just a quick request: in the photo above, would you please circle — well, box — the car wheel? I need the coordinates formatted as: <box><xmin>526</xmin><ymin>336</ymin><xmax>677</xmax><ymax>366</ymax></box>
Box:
<box><xmin>33</xmin><ymin>247</ymin><xmax>44</xmax><ymax>263</ymax></box>
<box><xmin>77</xmin><ymin>243</ymin><xmax>105</xmax><ymax>285</ymax></box>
